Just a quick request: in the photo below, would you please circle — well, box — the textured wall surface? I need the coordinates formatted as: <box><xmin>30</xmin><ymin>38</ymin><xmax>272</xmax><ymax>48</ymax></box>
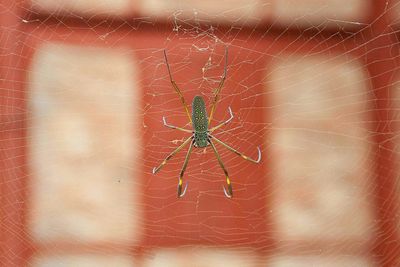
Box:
<box><xmin>2</xmin><ymin>0</ymin><xmax>398</xmax><ymax>266</ymax></box>
<box><xmin>29</xmin><ymin>44</ymin><xmax>141</xmax><ymax>262</ymax></box>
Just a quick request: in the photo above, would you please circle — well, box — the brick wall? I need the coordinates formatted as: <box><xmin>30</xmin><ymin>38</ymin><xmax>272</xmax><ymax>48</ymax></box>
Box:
<box><xmin>1</xmin><ymin>0</ymin><xmax>399</xmax><ymax>266</ymax></box>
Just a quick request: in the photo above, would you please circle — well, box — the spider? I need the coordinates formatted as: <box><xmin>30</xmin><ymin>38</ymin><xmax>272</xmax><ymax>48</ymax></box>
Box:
<box><xmin>152</xmin><ymin>47</ymin><xmax>261</xmax><ymax>198</ymax></box>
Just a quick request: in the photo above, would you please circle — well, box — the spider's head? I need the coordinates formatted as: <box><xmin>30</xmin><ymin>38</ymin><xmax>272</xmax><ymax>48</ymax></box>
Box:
<box><xmin>195</xmin><ymin>139</ymin><xmax>208</xmax><ymax>148</ymax></box>
<box><xmin>194</xmin><ymin>131</ymin><xmax>208</xmax><ymax>148</ymax></box>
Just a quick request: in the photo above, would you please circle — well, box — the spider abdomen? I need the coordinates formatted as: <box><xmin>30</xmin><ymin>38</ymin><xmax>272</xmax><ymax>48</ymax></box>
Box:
<box><xmin>192</xmin><ymin>95</ymin><xmax>209</xmax><ymax>147</ymax></box>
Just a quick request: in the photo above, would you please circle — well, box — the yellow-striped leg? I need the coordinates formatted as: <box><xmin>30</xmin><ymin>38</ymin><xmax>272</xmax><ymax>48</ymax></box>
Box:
<box><xmin>208</xmin><ymin>46</ymin><xmax>228</xmax><ymax>126</ymax></box>
<box><xmin>177</xmin><ymin>140</ymin><xmax>194</xmax><ymax>197</ymax></box>
<box><xmin>162</xmin><ymin>116</ymin><xmax>192</xmax><ymax>133</ymax></box>
<box><xmin>208</xmin><ymin>138</ymin><xmax>233</xmax><ymax>198</ymax></box>
<box><xmin>164</xmin><ymin>50</ymin><xmax>192</xmax><ymax>124</ymax></box>
<box><xmin>153</xmin><ymin>136</ymin><xmax>193</xmax><ymax>174</ymax></box>
<box><xmin>209</xmin><ymin>106</ymin><xmax>233</xmax><ymax>132</ymax></box>
<box><xmin>210</xmin><ymin>135</ymin><xmax>261</xmax><ymax>164</ymax></box>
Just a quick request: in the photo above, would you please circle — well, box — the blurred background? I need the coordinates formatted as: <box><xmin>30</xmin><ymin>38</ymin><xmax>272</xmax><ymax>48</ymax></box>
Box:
<box><xmin>1</xmin><ymin>0</ymin><xmax>400</xmax><ymax>266</ymax></box>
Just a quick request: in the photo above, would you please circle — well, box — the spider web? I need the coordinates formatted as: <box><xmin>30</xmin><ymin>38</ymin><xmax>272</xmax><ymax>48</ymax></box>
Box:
<box><xmin>2</xmin><ymin>0</ymin><xmax>400</xmax><ymax>266</ymax></box>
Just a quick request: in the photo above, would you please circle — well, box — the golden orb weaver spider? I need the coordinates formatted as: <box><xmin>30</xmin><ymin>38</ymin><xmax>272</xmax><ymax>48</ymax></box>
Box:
<box><xmin>152</xmin><ymin>47</ymin><xmax>261</xmax><ymax>198</ymax></box>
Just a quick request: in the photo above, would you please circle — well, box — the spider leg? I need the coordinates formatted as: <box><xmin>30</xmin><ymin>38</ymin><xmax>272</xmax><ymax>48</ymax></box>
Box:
<box><xmin>208</xmin><ymin>138</ymin><xmax>233</xmax><ymax>198</ymax></box>
<box><xmin>152</xmin><ymin>136</ymin><xmax>193</xmax><ymax>174</ymax></box>
<box><xmin>164</xmin><ymin>50</ymin><xmax>193</xmax><ymax>124</ymax></box>
<box><xmin>208</xmin><ymin>46</ymin><xmax>228</xmax><ymax>126</ymax></box>
<box><xmin>162</xmin><ymin>116</ymin><xmax>192</xmax><ymax>133</ymax></box>
<box><xmin>177</xmin><ymin>140</ymin><xmax>194</xmax><ymax>197</ymax></box>
<box><xmin>209</xmin><ymin>135</ymin><xmax>261</xmax><ymax>164</ymax></box>
<box><xmin>209</xmin><ymin>106</ymin><xmax>233</xmax><ymax>132</ymax></box>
